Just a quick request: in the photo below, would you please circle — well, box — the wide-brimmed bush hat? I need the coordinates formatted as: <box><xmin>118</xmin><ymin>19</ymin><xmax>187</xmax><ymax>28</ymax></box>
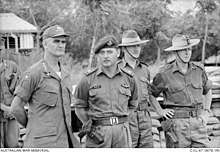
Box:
<box><xmin>118</xmin><ymin>30</ymin><xmax>149</xmax><ymax>46</ymax></box>
<box><xmin>165</xmin><ymin>34</ymin><xmax>200</xmax><ymax>51</ymax></box>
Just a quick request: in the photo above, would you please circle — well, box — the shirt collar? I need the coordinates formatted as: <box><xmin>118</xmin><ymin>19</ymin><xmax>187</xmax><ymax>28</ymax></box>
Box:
<box><xmin>172</xmin><ymin>60</ymin><xmax>194</xmax><ymax>73</ymax></box>
<box><xmin>96</xmin><ymin>65</ymin><xmax>122</xmax><ymax>77</ymax></box>
<box><xmin>121</xmin><ymin>58</ymin><xmax>142</xmax><ymax>69</ymax></box>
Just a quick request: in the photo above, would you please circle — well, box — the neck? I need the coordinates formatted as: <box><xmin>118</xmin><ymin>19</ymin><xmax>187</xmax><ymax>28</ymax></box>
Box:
<box><xmin>102</xmin><ymin>64</ymin><xmax>117</xmax><ymax>78</ymax></box>
<box><xmin>176</xmin><ymin>60</ymin><xmax>188</xmax><ymax>74</ymax></box>
<box><xmin>44</xmin><ymin>53</ymin><xmax>60</xmax><ymax>72</ymax></box>
<box><xmin>124</xmin><ymin>54</ymin><xmax>137</xmax><ymax>69</ymax></box>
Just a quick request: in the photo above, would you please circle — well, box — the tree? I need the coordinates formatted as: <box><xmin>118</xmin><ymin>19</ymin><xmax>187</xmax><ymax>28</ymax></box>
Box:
<box><xmin>196</xmin><ymin>0</ymin><xmax>217</xmax><ymax>63</ymax></box>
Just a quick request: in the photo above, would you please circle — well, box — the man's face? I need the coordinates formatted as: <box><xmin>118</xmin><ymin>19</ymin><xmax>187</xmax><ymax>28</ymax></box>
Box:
<box><xmin>125</xmin><ymin>45</ymin><xmax>141</xmax><ymax>59</ymax></box>
<box><xmin>43</xmin><ymin>36</ymin><xmax>66</xmax><ymax>57</ymax></box>
<box><xmin>176</xmin><ymin>47</ymin><xmax>192</xmax><ymax>63</ymax></box>
<box><xmin>98</xmin><ymin>47</ymin><xmax>119</xmax><ymax>68</ymax></box>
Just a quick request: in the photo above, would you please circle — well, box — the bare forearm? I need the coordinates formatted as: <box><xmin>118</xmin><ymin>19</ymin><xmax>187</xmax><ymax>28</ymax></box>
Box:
<box><xmin>75</xmin><ymin>107</ymin><xmax>89</xmax><ymax>124</ymax></box>
<box><xmin>0</xmin><ymin>103</ymin><xmax>11</xmax><ymax>112</ymax></box>
<box><xmin>11</xmin><ymin>96</ymin><xmax>27</xmax><ymax>127</ymax></box>
<box><xmin>149</xmin><ymin>95</ymin><xmax>163</xmax><ymax>114</ymax></box>
<box><xmin>204</xmin><ymin>89</ymin><xmax>212</xmax><ymax>110</ymax></box>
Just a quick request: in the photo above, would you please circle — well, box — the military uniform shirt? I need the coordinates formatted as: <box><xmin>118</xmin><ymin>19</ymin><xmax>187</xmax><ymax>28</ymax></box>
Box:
<box><xmin>150</xmin><ymin>61</ymin><xmax>212</xmax><ymax>107</ymax></box>
<box><xmin>74</xmin><ymin>65</ymin><xmax>138</xmax><ymax>120</ymax></box>
<box><xmin>119</xmin><ymin>59</ymin><xmax>150</xmax><ymax>106</ymax></box>
<box><xmin>14</xmin><ymin>59</ymin><xmax>72</xmax><ymax>148</ymax></box>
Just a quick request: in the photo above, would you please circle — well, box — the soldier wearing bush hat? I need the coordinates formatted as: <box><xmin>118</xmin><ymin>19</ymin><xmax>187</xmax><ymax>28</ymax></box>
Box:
<box><xmin>74</xmin><ymin>35</ymin><xmax>138</xmax><ymax>148</ymax></box>
<box><xmin>118</xmin><ymin>30</ymin><xmax>174</xmax><ymax>148</ymax></box>
<box><xmin>10</xmin><ymin>25</ymin><xmax>81</xmax><ymax>148</ymax></box>
<box><xmin>150</xmin><ymin>34</ymin><xmax>212</xmax><ymax>148</ymax></box>
<box><xmin>0</xmin><ymin>36</ymin><xmax>20</xmax><ymax>147</ymax></box>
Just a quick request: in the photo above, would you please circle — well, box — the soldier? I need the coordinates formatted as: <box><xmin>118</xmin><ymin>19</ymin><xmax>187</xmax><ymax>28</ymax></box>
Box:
<box><xmin>10</xmin><ymin>25</ymin><xmax>80</xmax><ymax>148</ymax></box>
<box><xmin>150</xmin><ymin>34</ymin><xmax>212</xmax><ymax>148</ymax></box>
<box><xmin>0</xmin><ymin>37</ymin><xmax>20</xmax><ymax>148</ymax></box>
<box><xmin>118</xmin><ymin>30</ymin><xmax>174</xmax><ymax>148</ymax></box>
<box><xmin>74</xmin><ymin>35</ymin><xmax>138</xmax><ymax>148</ymax></box>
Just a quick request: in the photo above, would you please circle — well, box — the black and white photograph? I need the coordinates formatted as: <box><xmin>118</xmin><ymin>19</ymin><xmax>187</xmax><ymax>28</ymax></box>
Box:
<box><xmin>0</xmin><ymin>0</ymin><xmax>220</xmax><ymax>151</ymax></box>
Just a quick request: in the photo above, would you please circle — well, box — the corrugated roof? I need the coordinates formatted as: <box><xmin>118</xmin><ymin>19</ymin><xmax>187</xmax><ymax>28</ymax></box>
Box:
<box><xmin>0</xmin><ymin>13</ymin><xmax>37</xmax><ymax>33</ymax></box>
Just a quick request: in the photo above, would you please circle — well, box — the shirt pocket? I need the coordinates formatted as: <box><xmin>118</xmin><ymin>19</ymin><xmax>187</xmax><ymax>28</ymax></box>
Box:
<box><xmin>191</xmin><ymin>81</ymin><xmax>203</xmax><ymax>103</ymax></box>
<box><xmin>118</xmin><ymin>86</ymin><xmax>131</xmax><ymax>105</ymax></box>
<box><xmin>36</xmin><ymin>85</ymin><xmax>58</xmax><ymax>107</ymax></box>
<box><xmin>33</xmin><ymin>125</ymin><xmax>57</xmax><ymax>147</ymax></box>
<box><xmin>140</xmin><ymin>77</ymin><xmax>150</xmax><ymax>101</ymax></box>
<box><xmin>167</xmin><ymin>83</ymin><xmax>185</xmax><ymax>103</ymax></box>
<box><xmin>89</xmin><ymin>88</ymin><xmax>107</xmax><ymax>109</ymax></box>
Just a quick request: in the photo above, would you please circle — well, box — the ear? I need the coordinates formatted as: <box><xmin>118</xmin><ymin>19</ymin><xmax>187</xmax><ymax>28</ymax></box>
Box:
<box><xmin>117</xmin><ymin>48</ymin><xmax>120</xmax><ymax>57</ymax></box>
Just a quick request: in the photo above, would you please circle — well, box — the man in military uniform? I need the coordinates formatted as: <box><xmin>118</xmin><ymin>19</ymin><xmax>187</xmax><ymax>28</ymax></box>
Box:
<box><xmin>118</xmin><ymin>30</ymin><xmax>174</xmax><ymax>148</ymax></box>
<box><xmin>0</xmin><ymin>37</ymin><xmax>20</xmax><ymax>148</ymax></box>
<box><xmin>150</xmin><ymin>34</ymin><xmax>212</xmax><ymax>148</ymax></box>
<box><xmin>74</xmin><ymin>35</ymin><xmax>138</xmax><ymax>148</ymax></box>
<box><xmin>10</xmin><ymin>25</ymin><xmax>79</xmax><ymax>148</ymax></box>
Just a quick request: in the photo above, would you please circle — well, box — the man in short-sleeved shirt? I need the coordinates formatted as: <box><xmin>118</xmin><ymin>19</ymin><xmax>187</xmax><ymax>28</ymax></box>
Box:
<box><xmin>10</xmin><ymin>25</ymin><xmax>76</xmax><ymax>148</ymax></box>
<box><xmin>74</xmin><ymin>35</ymin><xmax>138</xmax><ymax>148</ymax></box>
<box><xmin>0</xmin><ymin>37</ymin><xmax>20</xmax><ymax>148</ymax></box>
<box><xmin>118</xmin><ymin>30</ymin><xmax>174</xmax><ymax>148</ymax></box>
<box><xmin>150</xmin><ymin>34</ymin><xmax>212</xmax><ymax>148</ymax></box>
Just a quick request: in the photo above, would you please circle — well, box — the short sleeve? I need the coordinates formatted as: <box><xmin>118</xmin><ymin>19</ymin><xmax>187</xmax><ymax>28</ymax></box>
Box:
<box><xmin>150</xmin><ymin>72</ymin><xmax>166</xmax><ymax>97</ymax></box>
<box><xmin>73</xmin><ymin>76</ymin><xmax>89</xmax><ymax>108</ymax></box>
<box><xmin>14</xmin><ymin>71</ymin><xmax>36</xmax><ymax>102</ymax></box>
<box><xmin>202</xmin><ymin>70</ymin><xmax>212</xmax><ymax>95</ymax></box>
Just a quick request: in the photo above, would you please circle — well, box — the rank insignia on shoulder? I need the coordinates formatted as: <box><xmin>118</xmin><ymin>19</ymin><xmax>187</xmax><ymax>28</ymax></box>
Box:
<box><xmin>121</xmin><ymin>83</ymin><xmax>130</xmax><ymax>88</ymax></box>
<box><xmin>121</xmin><ymin>68</ymin><xmax>134</xmax><ymax>77</ymax></box>
<box><xmin>91</xmin><ymin>85</ymin><xmax>102</xmax><ymax>89</ymax></box>
<box><xmin>84</xmin><ymin>67</ymin><xmax>98</xmax><ymax>76</ymax></box>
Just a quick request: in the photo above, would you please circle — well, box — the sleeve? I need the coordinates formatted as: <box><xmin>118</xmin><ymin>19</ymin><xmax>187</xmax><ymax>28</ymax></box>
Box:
<box><xmin>202</xmin><ymin>69</ymin><xmax>212</xmax><ymax>95</ymax></box>
<box><xmin>149</xmin><ymin>72</ymin><xmax>166</xmax><ymax>98</ymax></box>
<box><xmin>128</xmin><ymin>76</ymin><xmax>138</xmax><ymax>109</ymax></box>
<box><xmin>73</xmin><ymin>76</ymin><xmax>89</xmax><ymax>108</ymax></box>
<box><xmin>14</xmin><ymin>71</ymin><xmax>37</xmax><ymax>102</ymax></box>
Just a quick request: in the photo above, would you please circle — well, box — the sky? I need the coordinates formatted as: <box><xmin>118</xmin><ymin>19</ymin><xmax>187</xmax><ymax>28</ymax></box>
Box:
<box><xmin>167</xmin><ymin>0</ymin><xmax>198</xmax><ymax>14</ymax></box>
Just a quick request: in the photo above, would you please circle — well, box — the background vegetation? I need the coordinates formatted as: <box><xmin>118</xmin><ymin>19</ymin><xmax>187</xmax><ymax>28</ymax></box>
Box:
<box><xmin>1</xmin><ymin>0</ymin><xmax>220</xmax><ymax>84</ymax></box>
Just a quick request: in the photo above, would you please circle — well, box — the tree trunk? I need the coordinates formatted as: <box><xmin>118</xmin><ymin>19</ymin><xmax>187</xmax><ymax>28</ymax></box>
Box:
<box><xmin>202</xmin><ymin>13</ymin><xmax>209</xmax><ymax>64</ymax></box>
<box><xmin>88</xmin><ymin>22</ymin><xmax>98</xmax><ymax>69</ymax></box>
<box><xmin>155</xmin><ymin>39</ymin><xmax>161</xmax><ymax>64</ymax></box>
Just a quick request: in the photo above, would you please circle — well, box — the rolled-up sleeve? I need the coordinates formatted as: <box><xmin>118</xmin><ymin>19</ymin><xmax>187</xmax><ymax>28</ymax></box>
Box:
<box><xmin>73</xmin><ymin>77</ymin><xmax>89</xmax><ymax>108</ymax></box>
<box><xmin>128</xmin><ymin>76</ymin><xmax>138</xmax><ymax>109</ymax></box>
<box><xmin>202</xmin><ymin>70</ymin><xmax>212</xmax><ymax>95</ymax></box>
<box><xmin>150</xmin><ymin>73</ymin><xmax>166</xmax><ymax>98</ymax></box>
<box><xmin>14</xmin><ymin>72</ymin><xmax>35</xmax><ymax>102</ymax></box>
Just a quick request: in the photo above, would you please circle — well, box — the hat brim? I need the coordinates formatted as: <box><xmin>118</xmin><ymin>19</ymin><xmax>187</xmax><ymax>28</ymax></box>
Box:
<box><xmin>164</xmin><ymin>39</ymin><xmax>200</xmax><ymax>51</ymax></box>
<box><xmin>51</xmin><ymin>33</ymin><xmax>70</xmax><ymax>38</ymax></box>
<box><xmin>118</xmin><ymin>40</ymin><xmax>149</xmax><ymax>46</ymax></box>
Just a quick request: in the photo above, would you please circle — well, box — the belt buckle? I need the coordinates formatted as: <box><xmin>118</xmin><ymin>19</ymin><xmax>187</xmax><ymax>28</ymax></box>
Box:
<box><xmin>110</xmin><ymin>117</ymin><xmax>118</xmax><ymax>125</ymax></box>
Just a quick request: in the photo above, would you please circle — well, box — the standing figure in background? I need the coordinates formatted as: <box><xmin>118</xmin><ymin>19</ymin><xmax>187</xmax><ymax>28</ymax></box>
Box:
<box><xmin>118</xmin><ymin>30</ymin><xmax>174</xmax><ymax>148</ymax></box>
<box><xmin>0</xmin><ymin>37</ymin><xmax>20</xmax><ymax>148</ymax></box>
<box><xmin>150</xmin><ymin>34</ymin><xmax>212</xmax><ymax>148</ymax></box>
<box><xmin>74</xmin><ymin>35</ymin><xmax>138</xmax><ymax>148</ymax></box>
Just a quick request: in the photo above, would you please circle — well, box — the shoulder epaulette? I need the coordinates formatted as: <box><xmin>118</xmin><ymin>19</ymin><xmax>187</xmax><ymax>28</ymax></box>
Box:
<box><xmin>159</xmin><ymin>63</ymin><xmax>173</xmax><ymax>74</ymax></box>
<box><xmin>121</xmin><ymin>68</ymin><xmax>134</xmax><ymax>77</ymax></box>
<box><xmin>140</xmin><ymin>61</ymin><xmax>148</xmax><ymax>67</ymax></box>
<box><xmin>191</xmin><ymin>61</ymin><xmax>204</xmax><ymax>70</ymax></box>
<box><xmin>84</xmin><ymin>67</ymin><xmax>98</xmax><ymax>76</ymax></box>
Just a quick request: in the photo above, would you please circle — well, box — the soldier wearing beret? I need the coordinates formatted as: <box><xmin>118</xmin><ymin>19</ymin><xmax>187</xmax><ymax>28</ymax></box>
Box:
<box><xmin>118</xmin><ymin>30</ymin><xmax>174</xmax><ymax>148</ymax></box>
<box><xmin>74</xmin><ymin>35</ymin><xmax>138</xmax><ymax>148</ymax></box>
<box><xmin>150</xmin><ymin>34</ymin><xmax>212</xmax><ymax>148</ymax></box>
<box><xmin>0</xmin><ymin>37</ymin><xmax>20</xmax><ymax>148</ymax></box>
<box><xmin>10</xmin><ymin>25</ymin><xmax>79</xmax><ymax>148</ymax></box>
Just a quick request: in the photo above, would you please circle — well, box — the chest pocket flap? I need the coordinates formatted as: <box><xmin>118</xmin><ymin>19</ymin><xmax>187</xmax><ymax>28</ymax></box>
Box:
<box><xmin>119</xmin><ymin>87</ymin><xmax>131</xmax><ymax>97</ymax></box>
<box><xmin>192</xmin><ymin>82</ymin><xmax>202</xmax><ymax>89</ymax></box>
<box><xmin>168</xmin><ymin>84</ymin><xmax>184</xmax><ymax>93</ymax></box>
<box><xmin>140</xmin><ymin>76</ymin><xmax>149</xmax><ymax>84</ymax></box>
<box><xmin>36</xmin><ymin>85</ymin><xmax>58</xmax><ymax>107</ymax></box>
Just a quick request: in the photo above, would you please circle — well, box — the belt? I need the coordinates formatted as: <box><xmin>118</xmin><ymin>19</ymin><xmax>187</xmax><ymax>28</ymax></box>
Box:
<box><xmin>172</xmin><ymin>109</ymin><xmax>202</xmax><ymax>118</ymax></box>
<box><xmin>92</xmin><ymin>116</ymin><xmax>128</xmax><ymax>126</ymax></box>
<box><xmin>137</xmin><ymin>102</ymin><xmax>148</xmax><ymax>111</ymax></box>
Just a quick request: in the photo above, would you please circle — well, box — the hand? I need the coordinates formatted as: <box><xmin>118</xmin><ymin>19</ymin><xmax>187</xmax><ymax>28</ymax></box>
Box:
<box><xmin>158</xmin><ymin>109</ymin><xmax>174</xmax><ymax>120</ymax></box>
<box><xmin>3</xmin><ymin>111</ymin><xmax>14</xmax><ymax>120</ymax></box>
<box><xmin>198</xmin><ymin>110</ymin><xmax>210</xmax><ymax>125</ymax></box>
